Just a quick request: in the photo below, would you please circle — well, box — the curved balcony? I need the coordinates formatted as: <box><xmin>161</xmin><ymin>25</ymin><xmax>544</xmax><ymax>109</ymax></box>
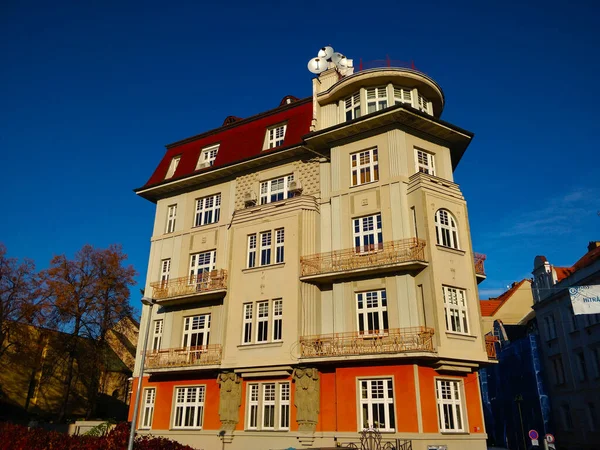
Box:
<box><xmin>150</xmin><ymin>270</ymin><xmax>227</xmax><ymax>305</ymax></box>
<box><xmin>145</xmin><ymin>345</ymin><xmax>222</xmax><ymax>372</ymax></box>
<box><xmin>474</xmin><ymin>253</ymin><xmax>486</xmax><ymax>284</ymax></box>
<box><xmin>299</xmin><ymin>327</ymin><xmax>435</xmax><ymax>360</ymax></box>
<box><xmin>300</xmin><ymin>238</ymin><xmax>427</xmax><ymax>284</ymax></box>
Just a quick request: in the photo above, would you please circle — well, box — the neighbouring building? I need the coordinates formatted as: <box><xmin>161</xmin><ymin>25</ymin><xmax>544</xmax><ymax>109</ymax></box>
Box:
<box><xmin>129</xmin><ymin>49</ymin><xmax>494</xmax><ymax>450</ymax></box>
<box><xmin>0</xmin><ymin>317</ymin><xmax>138</xmax><ymax>421</ymax></box>
<box><xmin>532</xmin><ymin>241</ymin><xmax>600</xmax><ymax>449</ymax></box>
<box><xmin>478</xmin><ymin>281</ymin><xmax>552</xmax><ymax>450</ymax></box>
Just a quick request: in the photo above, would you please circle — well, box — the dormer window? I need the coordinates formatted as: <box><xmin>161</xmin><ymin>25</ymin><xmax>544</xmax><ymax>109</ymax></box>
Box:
<box><xmin>366</xmin><ymin>87</ymin><xmax>388</xmax><ymax>114</ymax></box>
<box><xmin>345</xmin><ymin>93</ymin><xmax>361</xmax><ymax>121</ymax></box>
<box><xmin>165</xmin><ymin>156</ymin><xmax>181</xmax><ymax>179</ymax></box>
<box><xmin>394</xmin><ymin>86</ymin><xmax>412</xmax><ymax>105</ymax></box>
<box><xmin>196</xmin><ymin>144</ymin><xmax>219</xmax><ymax>170</ymax></box>
<box><xmin>266</xmin><ymin>124</ymin><xmax>287</xmax><ymax>149</ymax></box>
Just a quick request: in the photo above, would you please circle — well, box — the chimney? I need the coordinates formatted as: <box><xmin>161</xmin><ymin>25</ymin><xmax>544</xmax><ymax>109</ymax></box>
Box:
<box><xmin>588</xmin><ymin>241</ymin><xmax>600</xmax><ymax>252</ymax></box>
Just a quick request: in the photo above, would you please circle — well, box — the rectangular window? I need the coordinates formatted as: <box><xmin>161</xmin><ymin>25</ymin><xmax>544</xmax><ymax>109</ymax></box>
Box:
<box><xmin>246</xmin><ymin>382</ymin><xmax>290</xmax><ymax>430</ymax></box>
<box><xmin>166</xmin><ymin>205</ymin><xmax>177</xmax><ymax>233</ymax></box>
<box><xmin>151</xmin><ymin>319</ymin><xmax>163</xmax><ymax>351</ymax></box>
<box><xmin>266</xmin><ymin>124</ymin><xmax>287</xmax><ymax>149</ymax></box>
<box><xmin>561</xmin><ymin>404</ymin><xmax>573</xmax><ymax>430</ymax></box>
<box><xmin>140</xmin><ymin>388</ymin><xmax>156</xmax><ymax>429</ymax></box>
<box><xmin>353</xmin><ymin>213</ymin><xmax>383</xmax><ymax>253</ymax></box>
<box><xmin>260</xmin><ymin>175</ymin><xmax>294</xmax><ymax>205</ymax></box>
<box><xmin>275</xmin><ymin>229</ymin><xmax>285</xmax><ymax>264</ymax></box>
<box><xmin>182</xmin><ymin>314</ymin><xmax>211</xmax><ymax>348</ymax></box>
<box><xmin>545</xmin><ymin>315</ymin><xmax>557</xmax><ymax>340</ymax></box>
<box><xmin>443</xmin><ymin>286</ymin><xmax>469</xmax><ymax>334</ymax></box>
<box><xmin>160</xmin><ymin>259</ymin><xmax>171</xmax><ymax>287</ymax></box>
<box><xmin>568</xmin><ymin>306</ymin><xmax>578</xmax><ymax>332</ymax></box>
<box><xmin>273</xmin><ymin>299</ymin><xmax>283</xmax><ymax>341</ymax></box>
<box><xmin>256</xmin><ymin>301</ymin><xmax>269</xmax><ymax>343</ymax></box>
<box><xmin>553</xmin><ymin>357</ymin><xmax>566</xmax><ymax>385</ymax></box>
<box><xmin>415</xmin><ymin>149</ymin><xmax>435</xmax><ymax>176</ymax></box>
<box><xmin>173</xmin><ymin>386</ymin><xmax>205</xmax><ymax>429</ymax></box>
<box><xmin>587</xmin><ymin>403</ymin><xmax>597</xmax><ymax>431</ymax></box>
<box><xmin>165</xmin><ymin>156</ymin><xmax>180</xmax><ymax>179</ymax></box>
<box><xmin>592</xmin><ymin>347</ymin><xmax>600</xmax><ymax>378</ymax></box>
<box><xmin>194</xmin><ymin>193</ymin><xmax>221</xmax><ymax>227</ymax></box>
<box><xmin>359</xmin><ymin>378</ymin><xmax>395</xmax><ymax>432</ymax></box>
<box><xmin>436</xmin><ymin>379</ymin><xmax>464</xmax><ymax>432</ymax></box>
<box><xmin>394</xmin><ymin>86</ymin><xmax>412</xmax><ymax>105</ymax></box>
<box><xmin>260</xmin><ymin>231</ymin><xmax>272</xmax><ymax>266</ymax></box>
<box><xmin>351</xmin><ymin>148</ymin><xmax>379</xmax><ymax>187</ymax></box>
<box><xmin>577</xmin><ymin>352</ymin><xmax>588</xmax><ymax>381</ymax></box>
<box><xmin>247</xmin><ymin>234</ymin><xmax>257</xmax><ymax>268</ymax></box>
<box><xmin>345</xmin><ymin>92</ymin><xmax>361</xmax><ymax>121</ymax></box>
<box><xmin>189</xmin><ymin>250</ymin><xmax>217</xmax><ymax>284</ymax></box>
<box><xmin>417</xmin><ymin>94</ymin><xmax>429</xmax><ymax>113</ymax></box>
<box><xmin>243</xmin><ymin>303</ymin><xmax>253</xmax><ymax>344</ymax></box>
<box><xmin>196</xmin><ymin>144</ymin><xmax>219</xmax><ymax>169</ymax></box>
<box><xmin>366</xmin><ymin>86</ymin><xmax>388</xmax><ymax>114</ymax></box>
<box><xmin>357</xmin><ymin>290</ymin><xmax>389</xmax><ymax>335</ymax></box>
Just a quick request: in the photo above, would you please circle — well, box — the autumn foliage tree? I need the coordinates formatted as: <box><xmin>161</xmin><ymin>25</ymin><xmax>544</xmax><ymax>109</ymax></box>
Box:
<box><xmin>39</xmin><ymin>244</ymin><xmax>136</xmax><ymax>421</ymax></box>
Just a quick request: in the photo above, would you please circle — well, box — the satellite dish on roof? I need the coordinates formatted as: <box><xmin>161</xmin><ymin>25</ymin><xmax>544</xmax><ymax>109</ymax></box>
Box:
<box><xmin>337</xmin><ymin>55</ymin><xmax>349</xmax><ymax>69</ymax></box>
<box><xmin>318</xmin><ymin>46</ymin><xmax>334</xmax><ymax>60</ymax></box>
<box><xmin>331</xmin><ymin>52</ymin><xmax>344</xmax><ymax>64</ymax></box>
<box><xmin>307</xmin><ymin>57</ymin><xmax>329</xmax><ymax>74</ymax></box>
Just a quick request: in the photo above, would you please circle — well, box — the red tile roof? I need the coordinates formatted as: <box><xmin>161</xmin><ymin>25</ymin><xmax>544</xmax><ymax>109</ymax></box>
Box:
<box><xmin>552</xmin><ymin>243</ymin><xmax>600</xmax><ymax>283</ymax></box>
<box><xmin>480</xmin><ymin>279</ymin><xmax>530</xmax><ymax>317</ymax></box>
<box><xmin>554</xmin><ymin>266</ymin><xmax>573</xmax><ymax>282</ymax></box>
<box><xmin>140</xmin><ymin>98</ymin><xmax>313</xmax><ymax>190</ymax></box>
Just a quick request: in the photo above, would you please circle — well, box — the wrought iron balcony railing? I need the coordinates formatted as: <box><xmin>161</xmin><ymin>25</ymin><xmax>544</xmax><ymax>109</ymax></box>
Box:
<box><xmin>145</xmin><ymin>345</ymin><xmax>222</xmax><ymax>369</ymax></box>
<box><xmin>474</xmin><ymin>253</ymin><xmax>486</xmax><ymax>276</ymax></box>
<box><xmin>299</xmin><ymin>327</ymin><xmax>435</xmax><ymax>358</ymax></box>
<box><xmin>300</xmin><ymin>238</ymin><xmax>427</xmax><ymax>278</ymax></box>
<box><xmin>150</xmin><ymin>269</ymin><xmax>227</xmax><ymax>301</ymax></box>
<box><xmin>485</xmin><ymin>335</ymin><xmax>498</xmax><ymax>360</ymax></box>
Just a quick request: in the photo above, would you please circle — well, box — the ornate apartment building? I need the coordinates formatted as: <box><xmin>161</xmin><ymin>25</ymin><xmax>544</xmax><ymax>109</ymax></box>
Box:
<box><xmin>129</xmin><ymin>54</ymin><xmax>493</xmax><ymax>450</ymax></box>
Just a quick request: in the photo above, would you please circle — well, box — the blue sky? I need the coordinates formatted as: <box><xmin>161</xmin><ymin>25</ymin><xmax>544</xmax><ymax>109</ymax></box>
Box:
<box><xmin>1</xmin><ymin>0</ymin><xmax>598</xmax><ymax>305</ymax></box>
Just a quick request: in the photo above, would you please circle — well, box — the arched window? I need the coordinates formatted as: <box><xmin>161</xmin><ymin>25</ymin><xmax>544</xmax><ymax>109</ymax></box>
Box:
<box><xmin>435</xmin><ymin>209</ymin><xmax>460</xmax><ymax>249</ymax></box>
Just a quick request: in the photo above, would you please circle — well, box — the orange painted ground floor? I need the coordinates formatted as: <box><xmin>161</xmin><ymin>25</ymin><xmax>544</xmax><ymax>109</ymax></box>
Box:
<box><xmin>129</xmin><ymin>363</ymin><xmax>487</xmax><ymax>450</ymax></box>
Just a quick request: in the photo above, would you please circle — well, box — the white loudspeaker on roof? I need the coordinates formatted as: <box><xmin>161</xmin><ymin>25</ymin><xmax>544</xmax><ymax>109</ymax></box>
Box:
<box><xmin>331</xmin><ymin>52</ymin><xmax>344</xmax><ymax>64</ymax></box>
<box><xmin>307</xmin><ymin>57</ymin><xmax>329</xmax><ymax>74</ymax></box>
<box><xmin>318</xmin><ymin>46</ymin><xmax>334</xmax><ymax>60</ymax></box>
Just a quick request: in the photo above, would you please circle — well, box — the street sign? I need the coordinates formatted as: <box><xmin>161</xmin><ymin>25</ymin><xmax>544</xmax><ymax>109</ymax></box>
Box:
<box><xmin>545</xmin><ymin>433</ymin><xmax>555</xmax><ymax>443</ymax></box>
<box><xmin>531</xmin><ymin>439</ymin><xmax>539</xmax><ymax>446</ymax></box>
<box><xmin>528</xmin><ymin>430</ymin><xmax>539</xmax><ymax>440</ymax></box>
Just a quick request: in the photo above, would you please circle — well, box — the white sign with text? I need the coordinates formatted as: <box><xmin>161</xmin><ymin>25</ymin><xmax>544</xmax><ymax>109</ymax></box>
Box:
<box><xmin>570</xmin><ymin>285</ymin><xmax>600</xmax><ymax>315</ymax></box>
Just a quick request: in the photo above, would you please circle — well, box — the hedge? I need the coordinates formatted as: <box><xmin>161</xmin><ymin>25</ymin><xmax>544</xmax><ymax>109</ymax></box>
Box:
<box><xmin>0</xmin><ymin>422</ymin><xmax>197</xmax><ymax>450</ymax></box>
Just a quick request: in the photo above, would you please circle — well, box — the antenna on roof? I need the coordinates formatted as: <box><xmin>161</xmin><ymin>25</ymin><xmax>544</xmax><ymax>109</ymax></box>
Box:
<box><xmin>307</xmin><ymin>46</ymin><xmax>353</xmax><ymax>76</ymax></box>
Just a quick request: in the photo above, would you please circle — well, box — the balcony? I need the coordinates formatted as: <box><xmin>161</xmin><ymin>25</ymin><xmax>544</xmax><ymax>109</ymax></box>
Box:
<box><xmin>145</xmin><ymin>345</ymin><xmax>222</xmax><ymax>372</ymax></box>
<box><xmin>150</xmin><ymin>270</ymin><xmax>227</xmax><ymax>305</ymax></box>
<box><xmin>300</xmin><ymin>238</ymin><xmax>427</xmax><ymax>284</ymax></box>
<box><xmin>474</xmin><ymin>253</ymin><xmax>486</xmax><ymax>284</ymax></box>
<box><xmin>299</xmin><ymin>327</ymin><xmax>435</xmax><ymax>359</ymax></box>
<box><xmin>485</xmin><ymin>335</ymin><xmax>498</xmax><ymax>360</ymax></box>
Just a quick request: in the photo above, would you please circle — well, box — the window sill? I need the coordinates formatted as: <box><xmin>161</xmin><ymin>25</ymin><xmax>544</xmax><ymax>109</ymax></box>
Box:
<box><xmin>244</xmin><ymin>429</ymin><xmax>290</xmax><ymax>432</ymax></box>
<box><xmin>238</xmin><ymin>342</ymin><xmax>284</xmax><ymax>350</ymax></box>
<box><xmin>350</xmin><ymin>180</ymin><xmax>380</xmax><ymax>190</ymax></box>
<box><xmin>191</xmin><ymin>222</ymin><xmax>220</xmax><ymax>229</ymax></box>
<box><xmin>445</xmin><ymin>332</ymin><xmax>477</xmax><ymax>341</ymax></box>
<box><xmin>436</xmin><ymin>245</ymin><xmax>465</xmax><ymax>256</ymax></box>
<box><xmin>243</xmin><ymin>263</ymin><xmax>285</xmax><ymax>273</ymax></box>
<box><xmin>440</xmin><ymin>431</ymin><xmax>469</xmax><ymax>435</ymax></box>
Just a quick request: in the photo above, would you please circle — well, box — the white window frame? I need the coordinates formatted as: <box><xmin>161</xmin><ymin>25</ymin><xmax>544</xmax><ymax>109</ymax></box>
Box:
<box><xmin>260</xmin><ymin>231</ymin><xmax>272</xmax><ymax>266</ymax></box>
<box><xmin>151</xmin><ymin>319</ymin><xmax>163</xmax><ymax>351</ymax></box>
<box><xmin>350</xmin><ymin>148</ymin><xmax>379</xmax><ymax>187</ymax></box>
<box><xmin>353</xmin><ymin>213</ymin><xmax>383</xmax><ymax>254</ymax></box>
<box><xmin>241</xmin><ymin>299</ymin><xmax>283</xmax><ymax>345</ymax></box>
<box><xmin>165</xmin><ymin>156</ymin><xmax>180</xmax><ymax>179</ymax></box>
<box><xmin>266</xmin><ymin>124</ymin><xmax>287</xmax><ymax>149</ymax></box>
<box><xmin>173</xmin><ymin>386</ymin><xmax>205</xmax><ymax>429</ymax></box>
<box><xmin>436</xmin><ymin>379</ymin><xmax>465</xmax><ymax>433</ymax></box>
<box><xmin>247</xmin><ymin>234</ymin><xmax>257</xmax><ymax>268</ymax></box>
<box><xmin>417</xmin><ymin>93</ymin><xmax>429</xmax><ymax>114</ymax></box>
<box><xmin>275</xmin><ymin>228</ymin><xmax>285</xmax><ymax>264</ymax></box>
<box><xmin>366</xmin><ymin>86</ymin><xmax>388</xmax><ymax>114</ymax></box>
<box><xmin>245</xmin><ymin>382</ymin><xmax>290</xmax><ymax>431</ymax></box>
<box><xmin>160</xmin><ymin>259</ymin><xmax>171</xmax><ymax>287</ymax></box>
<box><xmin>273</xmin><ymin>299</ymin><xmax>283</xmax><ymax>342</ymax></box>
<box><xmin>188</xmin><ymin>250</ymin><xmax>217</xmax><ymax>284</ymax></box>
<box><xmin>166</xmin><ymin>205</ymin><xmax>177</xmax><ymax>234</ymax></box>
<box><xmin>140</xmin><ymin>387</ymin><xmax>156</xmax><ymax>429</ymax></box>
<box><xmin>194</xmin><ymin>193</ymin><xmax>221</xmax><ymax>227</ymax></box>
<box><xmin>435</xmin><ymin>209</ymin><xmax>460</xmax><ymax>250</ymax></box>
<box><xmin>443</xmin><ymin>286</ymin><xmax>469</xmax><ymax>334</ymax></box>
<box><xmin>182</xmin><ymin>314</ymin><xmax>211</xmax><ymax>349</ymax></box>
<box><xmin>357</xmin><ymin>290</ymin><xmax>389</xmax><ymax>336</ymax></box>
<box><xmin>243</xmin><ymin>303</ymin><xmax>253</xmax><ymax>344</ymax></box>
<box><xmin>196</xmin><ymin>144</ymin><xmax>219</xmax><ymax>169</ymax></box>
<box><xmin>256</xmin><ymin>300</ymin><xmax>269</xmax><ymax>343</ymax></box>
<box><xmin>358</xmin><ymin>378</ymin><xmax>396</xmax><ymax>432</ymax></box>
<box><xmin>393</xmin><ymin>86</ymin><xmax>412</xmax><ymax>105</ymax></box>
<box><xmin>262</xmin><ymin>383</ymin><xmax>276</xmax><ymax>429</ymax></box>
<box><xmin>345</xmin><ymin>92</ymin><xmax>361</xmax><ymax>121</ymax></box>
<box><xmin>260</xmin><ymin>175</ymin><xmax>294</xmax><ymax>205</ymax></box>
<box><xmin>415</xmin><ymin>148</ymin><xmax>435</xmax><ymax>176</ymax></box>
